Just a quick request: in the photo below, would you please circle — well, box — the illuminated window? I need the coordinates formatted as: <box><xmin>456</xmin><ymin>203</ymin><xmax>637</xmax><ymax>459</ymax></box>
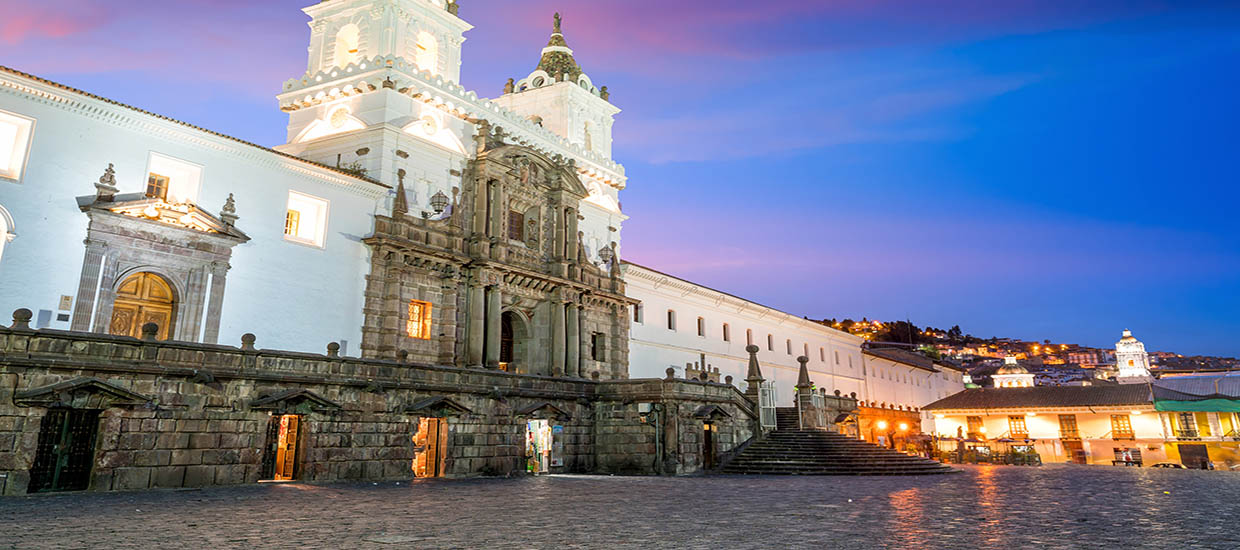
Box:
<box><xmin>415</xmin><ymin>31</ymin><xmax>438</xmax><ymax>73</ymax></box>
<box><xmin>666</xmin><ymin>310</ymin><xmax>676</xmax><ymax>331</ymax></box>
<box><xmin>406</xmin><ymin>299</ymin><xmax>432</xmax><ymax>339</ymax></box>
<box><xmin>285</xmin><ymin>191</ymin><xmax>329</xmax><ymax>247</ymax></box>
<box><xmin>335</xmin><ymin>23</ymin><xmax>361</xmax><ymax>67</ymax></box>
<box><xmin>0</xmin><ymin>109</ymin><xmax>34</xmax><ymax>182</ymax></box>
<box><xmin>146</xmin><ymin>173</ymin><xmax>169</xmax><ymax>200</ymax></box>
<box><xmin>722</xmin><ymin>324</ymin><xmax>730</xmax><ymax>342</ymax></box>
<box><xmin>1008</xmin><ymin>416</ymin><xmax>1028</xmax><ymax>439</ymax></box>
<box><xmin>1127</xmin><ymin>359</ymin><xmax>1135</xmax><ymax>367</ymax></box>
<box><xmin>966</xmin><ymin>416</ymin><xmax>984</xmax><ymax>439</ymax></box>
<box><xmin>146</xmin><ymin>152</ymin><xmax>203</xmax><ymax>204</ymax></box>
<box><xmin>1110</xmin><ymin>415</ymin><xmax>1134</xmax><ymax>440</ymax></box>
<box><xmin>697</xmin><ymin>317</ymin><xmax>705</xmax><ymax>337</ymax></box>
<box><xmin>508</xmin><ymin>210</ymin><xmax>525</xmax><ymax>241</ymax></box>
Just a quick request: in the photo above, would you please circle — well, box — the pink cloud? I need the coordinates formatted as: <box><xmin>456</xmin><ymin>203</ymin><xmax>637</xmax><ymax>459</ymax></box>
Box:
<box><xmin>0</xmin><ymin>4</ymin><xmax>109</xmax><ymax>44</ymax></box>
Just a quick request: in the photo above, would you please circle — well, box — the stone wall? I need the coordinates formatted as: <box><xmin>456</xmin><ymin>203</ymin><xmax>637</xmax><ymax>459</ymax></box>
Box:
<box><xmin>0</xmin><ymin>313</ymin><xmax>758</xmax><ymax>494</ymax></box>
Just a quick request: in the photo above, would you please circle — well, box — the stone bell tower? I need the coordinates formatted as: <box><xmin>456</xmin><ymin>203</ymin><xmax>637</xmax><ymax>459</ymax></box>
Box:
<box><xmin>276</xmin><ymin>0</ymin><xmax>474</xmax><ymax>209</ymax></box>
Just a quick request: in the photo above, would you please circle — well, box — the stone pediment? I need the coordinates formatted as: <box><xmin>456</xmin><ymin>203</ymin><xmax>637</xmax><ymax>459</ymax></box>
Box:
<box><xmin>515</xmin><ymin>400</ymin><xmax>571</xmax><ymax>420</ymax></box>
<box><xmin>248</xmin><ymin>389</ymin><xmax>342</xmax><ymax>414</ymax></box>
<box><xmin>691</xmin><ymin>405</ymin><xmax>732</xmax><ymax>420</ymax></box>
<box><xmin>15</xmin><ymin>377</ymin><xmax>153</xmax><ymax>409</ymax></box>
<box><xmin>79</xmin><ymin>193</ymin><xmax>249</xmax><ymax>242</ymax></box>
<box><xmin>488</xmin><ymin>145</ymin><xmax>589</xmax><ymax>198</ymax></box>
<box><xmin>403</xmin><ymin>396</ymin><xmax>473</xmax><ymax>418</ymax></box>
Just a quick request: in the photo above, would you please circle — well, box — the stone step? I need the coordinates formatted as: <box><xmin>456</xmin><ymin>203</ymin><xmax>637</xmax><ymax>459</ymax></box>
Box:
<box><xmin>715</xmin><ymin>425</ymin><xmax>953</xmax><ymax>476</ymax></box>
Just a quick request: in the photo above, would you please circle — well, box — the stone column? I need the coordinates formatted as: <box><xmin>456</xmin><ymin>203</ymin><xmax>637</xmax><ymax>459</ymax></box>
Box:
<box><xmin>551</xmin><ymin>300</ymin><xmax>566</xmax><ymax>376</ymax></box>
<box><xmin>566</xmin><ymin>303</ymin><xmax>580</xmax><ymax>376</ymax></box>
<box><xmin>202</xmin><ymin>264</ymin><xmax>228</xmax><ymax>344</ymax></box>
<box><xmin>566</xmin><ymin>208</ymin><xmax>579</xmax><ymax>262</ymax></box>
<box><xmin>484</xmin><ymin>285</ymin><xmax>502</xmax><ymax>368</ymax></box>
<box><xmin>70</xmin><ymin>240</ymin><xmax>107</xmax><ymax>332</ymax></box>
<box><xmin>466</xmin><ymin>283</ymin><xmax>485</xmax><ymax>366</ymax></box>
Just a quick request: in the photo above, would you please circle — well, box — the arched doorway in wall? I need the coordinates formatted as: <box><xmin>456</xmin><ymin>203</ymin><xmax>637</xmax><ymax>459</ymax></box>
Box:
<box><xmin>500</xmin><ymin>310</ymin><xmax>531</xmax><ymax>374</ymax></box>
<box><xmin>109</xmin><ymin>271</ymin><xmax>176</xmax><ymax>340</ymax></box>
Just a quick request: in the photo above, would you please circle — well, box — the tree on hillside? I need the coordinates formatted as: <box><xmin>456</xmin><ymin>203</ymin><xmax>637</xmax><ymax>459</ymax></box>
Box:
<box><xmin>878</xmin><ymin>321</ymin><xmax>920</xmax><ymax>345</ymax></box>
<box><xmin>948</xmin><ymin>325</ymin><xmax>964</xmax><ymax>344</ymax></box>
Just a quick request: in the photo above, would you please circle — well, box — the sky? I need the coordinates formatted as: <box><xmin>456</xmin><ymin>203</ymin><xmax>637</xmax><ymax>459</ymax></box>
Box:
<box><xmin>3</xmin><ymin>0</ymin><xmax>1239</xmax><ymax>355</ymax></box>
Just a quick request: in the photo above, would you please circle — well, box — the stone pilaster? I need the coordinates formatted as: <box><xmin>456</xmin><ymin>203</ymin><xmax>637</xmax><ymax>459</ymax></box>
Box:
<box><xmin>70</xmin><ymin>240</ymin><xmax>107</xmax><ymax>332</ymax></box>
<box><xmin>566</xmin><ymin>302</ymin><xmax>580</xmax><ymax>376</ymax></box>
<box><xmin>202</xmin><ymin>263</ymin><xmax>229</xmax><ymax>344</ymax></box>
<box><xmin>466</xmin><ymin>283</ymin><xmax>485</xmax><ymax>366</ymax></box>
<box><xmin>484</xmin><ymin>285</ymin><xmax>502</xmax><ymax>368</ymax></box>
<box><xmin>551</xmin><ymin>299</ymin><xmax>566</xmax><ymax>376</ymax></box>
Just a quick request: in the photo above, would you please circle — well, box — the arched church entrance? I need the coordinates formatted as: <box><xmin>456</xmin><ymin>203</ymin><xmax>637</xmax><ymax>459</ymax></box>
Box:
<box><xmin>109</xmin><ymin>272</ymin><xmax>176</xmax><ymax>340</ymax></box>
<box><xmin>500</xmin><ymin>310</ymin><xmax>531</xmax><ymax>374</ymax></box>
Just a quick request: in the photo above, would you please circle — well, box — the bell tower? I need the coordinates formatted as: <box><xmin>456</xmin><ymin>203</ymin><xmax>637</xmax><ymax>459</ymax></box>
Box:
<box><xmin>276</xmin><ymin>0</ymin><xmax>474</xmax><ymax>212</ymax></box>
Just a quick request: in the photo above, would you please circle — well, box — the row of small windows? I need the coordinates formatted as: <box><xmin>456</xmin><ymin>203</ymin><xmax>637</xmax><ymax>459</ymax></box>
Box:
<box><xmin>641</xmin><ymin>305</ymin><xmax>847</xmax><ymax>365</ymax></box>
<box><xmin>333</xmin><ymin>24</ymin><xmax>438</xmax><ymax>74</ymax></box>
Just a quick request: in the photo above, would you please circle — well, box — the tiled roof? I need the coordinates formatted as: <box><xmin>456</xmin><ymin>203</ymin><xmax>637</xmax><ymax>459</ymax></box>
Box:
<box><xmin>863</xmin><ymin>348</ymin><xmax>939</xmax><ymax>372</ymax></box>
<box><xmin>1153</xmin><ymin>375</ymin><xmax>1240</xmax><ymax>401</ymax></box>
<box><xmin>0</xmin><ymin>65</ymin><xmax>388</xmax><ymax>188</ymax></box>
<box><xmin>923</xmin><ymin>384</ymin><xmax>1152</xmax><ymax>411</ymax></box>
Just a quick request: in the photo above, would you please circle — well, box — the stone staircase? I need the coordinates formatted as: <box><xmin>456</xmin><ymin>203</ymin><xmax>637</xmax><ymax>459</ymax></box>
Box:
<box><xmin>719</xmin><ymin>407</ymin><xmax>954</xmax><ymax>475</ymax></box>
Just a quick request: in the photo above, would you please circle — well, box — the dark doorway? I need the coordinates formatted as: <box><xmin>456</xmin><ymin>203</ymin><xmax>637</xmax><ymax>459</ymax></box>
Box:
<box><xmin>261</xmin><ymin>414</ymin><xmax>302</xmax><ymax>481</ymax></box>
<box><xmin>703</xmin><ymin>423</ymin><xmax>716</xmax><ymax>470</ymax></box>
<box><xmin>28</xmin><ymin>409</ymin><xmax>101</xmax><ymax>493</ymax></box>
<box><xmin>500</xmin><ymin>312</ymin><xmax>514</xmax><ymax>369</ymax></box>
<box><xmin>1179</xmin><ymin>444</ymin><xmax>1210</xmax><ymax>469</ymax></box>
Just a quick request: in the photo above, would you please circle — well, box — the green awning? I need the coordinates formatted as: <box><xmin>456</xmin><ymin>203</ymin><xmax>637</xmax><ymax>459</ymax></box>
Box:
<box><xmin>1155</xmin><ymin>399</ymin><xmax>1240</xmax><ymax>413</ymax></box>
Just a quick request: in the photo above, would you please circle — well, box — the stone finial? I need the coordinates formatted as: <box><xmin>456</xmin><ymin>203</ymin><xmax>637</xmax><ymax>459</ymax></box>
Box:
<box><xmin>140</xmin><ymin>323</ymin><xmax>160</xmax><ymax>341</ymax></box>
<box><xmin>94</xmin><ymin>163</ymin><xmax>119</xmax><ymax>202</ymax></box>
<box><xmin>504</xmin><ymin>78</ymin><xmax>515</xmax><ymax>94</ymax></box>
<box><xmin>599</xmin><ymin>86</ymin><xmax>609</xmax><ymax>101</ymax></box>
<box><xmin>393</xmin><ymin>170</ymin><xmax>409</xmax><ymax>216</ymax></box>
<box><xmin>834</xmin><ymin>389</ymin><xmax>842</xmax><ymax>397</ymax></box>
<box><xmin>553</xmin><ymin>12</ymin><xmax>562</xmax><ymax>34</ymax></box>
<box><xmin>220</xmin><ymin>193</ymin><xmax>239</xmax><ymax>226</ymax></box>
<box><xmin>744</xmin><ymin>345</ymin><xmax>763</xmax><ymax>382</ymax></box>
<box><xmin>446</xmin><ymin>0</ymin><xmax>459</xmax><ymax>15</ymax></box>
<box><xmin>591</xmin><ymin>371</ymin><xmax>601</xmax><ymax>381</ymax></box>
<box><xmin>850</xmin><ymin>392</ymin><xmax>857</xmax><ymax>399</ymax></box>
<box><xmin>397</xmin><ymin>349</ymin><xmax>409</xmax><ymax>363</ymax></box>
<box><xmin>241</xmin><ymin>333</ymin><xmax>257</xmax><ymax>351</ymax></box>
<box><xmin>795</xmin><ymin>355</ymin><xmax>812</xmax><ymax>394</ymax></box>
<box><xmin>382</xmin><ymin>77</ymin><xmax>396</xmax><ymax>89</ymax></box>
<box><xmin>11</xmin><ymin>308</ymin><xmax>33</xmax><ymax>330</ymax></box>
<box><xmin>665</xmin><ymin>367</ymin><xmax>675</xmax><ymax>381</ymax></box>
<box><xmin>327</xmin><ymin>342</ymin><xmax>341</xmax><ymax>357</ymax></box>
<box><xmin>699</xmin><ymin>371</ymin><xmax>709</xmax><ymax>382</ymax></box>
<box><xmin>725</xmin><ymin>375</ymin><xmax>733</xmax><ymax>386</ymax></box>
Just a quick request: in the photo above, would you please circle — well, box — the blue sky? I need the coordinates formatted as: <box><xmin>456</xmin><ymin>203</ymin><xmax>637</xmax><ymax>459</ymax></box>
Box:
<box><xmin>4</xmin><ymin>0</ymin><xmax>1238</xmax><ymax>354</ymax></box>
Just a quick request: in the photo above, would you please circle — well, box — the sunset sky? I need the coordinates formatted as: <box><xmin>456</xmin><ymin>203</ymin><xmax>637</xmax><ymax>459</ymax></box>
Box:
<box><xmin>4</xmin><ymin>0</ymin><xmax>1238</xmax><ymax>355</ymax></box>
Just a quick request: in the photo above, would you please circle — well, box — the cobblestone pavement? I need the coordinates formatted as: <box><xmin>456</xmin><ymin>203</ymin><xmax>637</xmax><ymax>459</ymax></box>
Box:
<box><xmin>3</xmin><ymin>465</ymin><xmax>1240</xmax><ymax>549</ymax></box>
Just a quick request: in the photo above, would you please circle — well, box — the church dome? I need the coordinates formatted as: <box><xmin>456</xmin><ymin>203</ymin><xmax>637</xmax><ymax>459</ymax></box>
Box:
<box><xmin>996</xmin><ymin>356</ymin><xmax>1028</xmax><ymax>375</ymax></box>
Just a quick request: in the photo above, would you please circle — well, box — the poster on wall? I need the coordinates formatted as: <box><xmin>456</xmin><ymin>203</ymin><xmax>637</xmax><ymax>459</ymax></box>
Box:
<box><xmin>551</xmin><ymin>425</ymin><xmax>564</xmax><ymax>467</ymax></box>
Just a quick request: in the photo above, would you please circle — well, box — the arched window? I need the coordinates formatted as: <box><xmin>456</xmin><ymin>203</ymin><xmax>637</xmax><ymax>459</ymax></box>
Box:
<box><xmin>584</xmin><ymin>121</ymin><xmax>594</xmax><ymax>152</ymax></box>
<box><xmin>766</xmin><ymin>334</ymin><xmax>773</xmax><ymax>351</ymax></box>
<box><xmin>667</xmin><ymin>310</ymin><xmax>676</xmax><ymax>331</ymax></box>
<box><xmin>697</xmin><ymin>317</ymin><xmax>705</xmax><ymax>337</ymax></box>
<box><xmin>415</xmin><ymin>31</ymin><xmax>438</xmax><ymax>74</ymax></box>
<box><xmin>819</xmin><ymin>347</ymin><xmax>825</xmax><ymax>362</ymax></box>
<box><xmin>803</xmin><ymin>343</ymin><xmax>809</xmax><ymax>357</ymax></box>
<box><xmin>786</xmin><ymin>339</ymin><xmax>792</xmax><ymax>355</ymax></box>
<box><xmin>722</xmin><ymin>324</ymin><xmax>731</xmax><ymax>342</ymax></box>
<box><xmin>334</xmin><ymin>24</ymin><xmax>361</xmax><ymax>68</ymax></box>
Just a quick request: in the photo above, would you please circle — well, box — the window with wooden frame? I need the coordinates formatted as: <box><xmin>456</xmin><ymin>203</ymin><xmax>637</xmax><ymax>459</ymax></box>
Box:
<box><xmin>146</xmin><ymin>173</ymin><xmax>169</xmax><ymax>200</ymax></box>
<box><xmin>967</xmin><ymin>416</ymin><xmax>984</xmax><ymax>439</ymax></box>
<box><xmin>284</xmin><ymin>209</ymin><xmax>300</xmax><ymax>236</ymax></box>
<box><xmin>767</xmin><ymin>334</ymin><xmax>773</xmax><ymax>351</ymax></box>
<box><xmin>1008</xmin><ymin>415</ymin><xmax>1028</xmax><ymax>439</ymax></box>
<box><xmin>666</xmin><ymin>310</ymin><xmax>676</xmax><ymax>331</ymax></box>
<box><xmin>508</xmin><ymin>210</ymin><xmax>525</xmax><ymax>241</ymax></box>
<box><xmin>1111</xmin><ymin>414</ymin><xmax>1135</xmax><ymax>440</ymax></box>
<box><xmin>722</xmin><ymin>323</ymin><xmax>730</xmax><ymax>342</ymax></box>
<box><xmin>697</xmin><ymin>317</ymin><xmax>705</xmax><ymax>337</ymax></box>
<box><xmin>406</xmin><ymin>300</ymin><xmax>433</xmax><ymax>340</ymax></box>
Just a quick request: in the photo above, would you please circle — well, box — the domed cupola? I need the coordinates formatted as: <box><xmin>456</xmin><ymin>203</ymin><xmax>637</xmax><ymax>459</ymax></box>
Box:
<box><xmin>992</xmin><ymin>356</ymin><xmax>1035</xmax><ymax>388</ymax></box>
<box><xmin>507</xmin><ymin>13</ymin><xmax>607</xmax><ymax>99</ymax></box>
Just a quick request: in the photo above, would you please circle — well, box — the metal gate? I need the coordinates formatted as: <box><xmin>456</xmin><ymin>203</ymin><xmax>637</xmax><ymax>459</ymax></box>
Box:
<box><xmin>758</xmin><ymin>381</ymin><xmax>777</xmax><ymax>430</ymax></box>
<box><xmin>28</xmin><ymin>409</ymin><xmax>101</xmax><ymax>493</ymax></box>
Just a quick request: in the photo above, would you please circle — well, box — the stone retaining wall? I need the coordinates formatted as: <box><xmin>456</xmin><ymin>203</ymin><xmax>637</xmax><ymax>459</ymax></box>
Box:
<box><xmin>0</xmin><ymin>315</ymin><xmax>757</xmax><ymax>494</ymax></box>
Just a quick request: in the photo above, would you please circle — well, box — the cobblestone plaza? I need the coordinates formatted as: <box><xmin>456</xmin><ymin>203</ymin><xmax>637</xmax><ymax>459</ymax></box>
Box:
<box><xmin>4</xmin><ymin>465</ymin><xmax>1239</xmax><ymax>549</ymax></box>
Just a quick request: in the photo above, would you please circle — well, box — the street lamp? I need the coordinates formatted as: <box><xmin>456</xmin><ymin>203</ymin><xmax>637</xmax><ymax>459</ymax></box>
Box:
<box><xmin>430</xmin><ymin>190</ymin><xmax>449</xmax><ymax>214</ymax></box>
<box><xmin>898</xmin><ymin>423</ymin><xmax>909</xmax><ymax>431</ymax></box>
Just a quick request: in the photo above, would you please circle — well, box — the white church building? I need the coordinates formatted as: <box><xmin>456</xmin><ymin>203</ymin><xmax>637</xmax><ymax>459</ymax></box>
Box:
<box><xmin>0</xmin><ymin>0</ymin><xmax>958</xmax><ymax>410</ymax></box>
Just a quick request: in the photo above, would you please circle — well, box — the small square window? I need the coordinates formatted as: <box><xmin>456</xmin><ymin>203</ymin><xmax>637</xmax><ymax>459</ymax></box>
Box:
<box><xmin>0</xmin><ymin>109</ymin><xmax>35</xmax><ymax>182</ymax></box>
<box><xmin>591</xmin><ymin>332</ymin><xmax>606</xmax><ymax>361</ymax></box>
<box><xmin>146</xmin><ymin>152</ymin><xmax>203</xmax><ymax>204</ymax></box>
<box><xmin>406</xmin><ymin>299</ymin><xmax>433</xmax><ymax>339</ymax></box>
<box><xmin>508</xmin><ymin>210</ymin><xmax>525</xmax><ymax>241</ymax></box>
<box><xmin>285</xmin><ymin>191</ymin><xmax>330</xmax><ymax>247</ymax></box>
